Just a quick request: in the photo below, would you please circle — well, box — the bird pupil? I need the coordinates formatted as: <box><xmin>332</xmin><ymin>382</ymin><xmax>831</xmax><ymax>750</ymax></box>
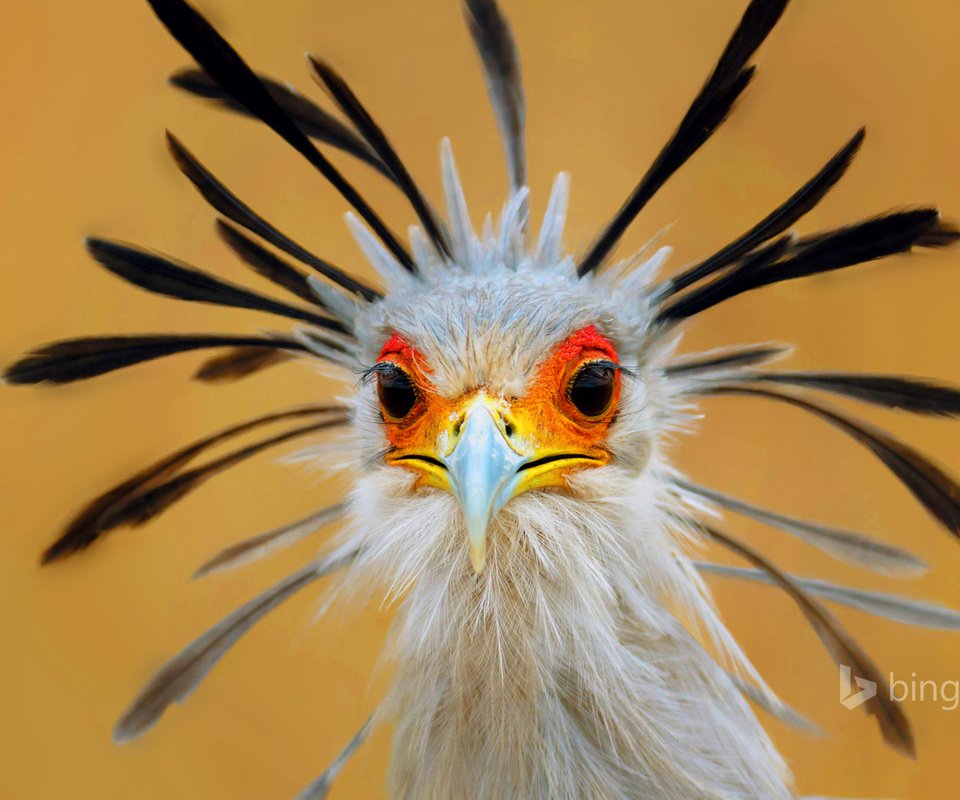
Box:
<box><xmin>377</xmin><ymin>365</ymin><xmax>417</xmax><ymax>419</ymax></box>
<box><xmin>568</xmin><ymin>363</ymin><xmax>615</xmax><ymax>417</ymax></box>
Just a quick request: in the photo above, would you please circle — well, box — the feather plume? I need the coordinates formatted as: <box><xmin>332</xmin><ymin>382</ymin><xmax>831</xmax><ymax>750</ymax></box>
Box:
<box><xmin>307</xmin><ymin>57</ymin><xmax>452</xmax><ymax>258</ymax></box>
<box><xmin>706</xmin><ymin>386</ymin><xmax>960</xmax><ymax>538</ymax></box>
<box><xmin>700</xmin><ymin>524</ymin><xmax>915</xmax><ymax>756</ymax></box>
<box><xmin>215</xmin><ymin>219</ymin><xmax>322</xmax><ymax>306</ymax></box>
<box><xmin>41</xmin><ymin>406</ymin><xmax>343</xmax><ymax>563</ymax></box>
<box><xmin>305</xmin><ymin>276</ymin><xmax>359</xmax><ymax>330</ymax></box>
<box><xmin>4</xmin><ymin>333</ymin><xmax>305</xmax><ymax>386</ymax></box>
<box><xmin>169</xmin><ymin>67</ymin><xmax>395</xmax><ymax>180</ymax></box>
<box><xmin>293</xmin><ymin>329</ymin><xmax>359</xmax><ymax>369</ymax></box>
<box><xmin>144</xmin><ymin>0</ymin><xmax>414</xmax><ymax>271</ymax></box>
<box><xmin>675</xmin><ymin>478</ymin><xmax>928</xmax><ymax>575</ymax></box>
<box><xmin>462</xmin><ymin>0</ymin><xmax>526</xmax><ymax>192</ymax></box>
<box><xmin>439</xmin><ymin>139</ymin><xmax>478</xmax><ymax>266</ymax></box>
<box><xmin>535</xmin><ymin>173</ymin><xmax>570</xmax><ymax>267</ymax></box>
<box><xmin>745</xmin><ymin>371</ymin><xmax>960</xmax><ymax>416</ymax></box>
<box><xmin>166</xmin><ymin>132</ymin><xmax>380</xmax><ymax>301</ymax></box>
<box><xmin>578</xmin><ymin>0</ymin><xmax>789</xmax><ymax>274</ymax></box>
<box><xmin>294</xmin><ymin>715</ymin><xmax>375</xmax><ymax>800</ymax></box>
<box><xmin>660</xmin><ymin>209</ymin><xmax>953</xmax><ymax>320</ymax></box>
<box><xmin>661</xmin><ymin>128</ymin><xmax>865</xmax><ymax>297</ymax></box>
<box><xmin>114</xmin><ymin>550</ymin><xmax>356</xmax><ymax>743</ymax></box>
<box><xmin>657</xmin><ymin>231</ymin><xmax>793</xmax><ymax>320</ymax></box>
<box><xmin>86</xmin><ymin>419</ymin><xmax>347</xmax><ymax>541</ymax></box>
<box><xmin>194</xmin><ymin>504</ymin><xmax>346</xmax><ymax>578</ymax></box>
<box><xmin>726</xmin><ymin>672</ymin><xmax>819</xmax><ymax>733</ymax></box>
<box><xmin>697</xmin><ymin>563</ymin><xmax>960</xmax><ymax>630</ymax></box>
<box><xmin>664</xmin><ymin>343</ymin><xmax>791</xmax><ymax>376</ymax></box>
<box><xmin>193</xmin><ymin>346</ymin><xmax>296</xmax><ymax>383</ymax></box>
<box><xmin>85</xmin><ymin>238</ymin><xmax>343</xmax><ymax>331</ymax></box>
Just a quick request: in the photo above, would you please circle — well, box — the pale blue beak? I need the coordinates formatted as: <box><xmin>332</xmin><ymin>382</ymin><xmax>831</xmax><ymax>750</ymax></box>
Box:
<box><xmin>443</xmin><ymin>401</ymin><xmax>526</xmax><ymax>573</ymax></box>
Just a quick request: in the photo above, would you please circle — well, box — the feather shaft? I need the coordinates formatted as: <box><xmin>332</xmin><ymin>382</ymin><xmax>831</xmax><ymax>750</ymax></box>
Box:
<box><xmin>294</xmin><ymin>715</ymin><xmax>376</xmax><ymax>800</ymax></box>
<box><xmin>676</xmin><ymin>478</ymin><xmax>928</xmax><ymax>575</ymax></box>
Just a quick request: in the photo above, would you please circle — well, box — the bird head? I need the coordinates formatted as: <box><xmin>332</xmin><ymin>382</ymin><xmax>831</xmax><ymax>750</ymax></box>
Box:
<box><xmin>347</xmin><ymin>165</ymin><xmax>667</xmax><ymax>578</ymax></box>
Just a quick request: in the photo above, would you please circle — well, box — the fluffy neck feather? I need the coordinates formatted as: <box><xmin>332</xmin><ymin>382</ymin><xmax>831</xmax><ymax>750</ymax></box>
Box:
<box><xmin>341</xmin><ymin>465</ymin><xmax>793</xmax><ymax>800</ymax></box>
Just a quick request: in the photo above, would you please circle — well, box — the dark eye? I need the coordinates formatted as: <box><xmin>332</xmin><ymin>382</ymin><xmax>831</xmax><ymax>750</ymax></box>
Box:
<box><xmin>377</xmin><ymin>364</ymin><xmax>418</xmax><ymax>419</ymax></box>
<box><xmin>567</xmin><ymin>362</ymin><xmax>617</xmax><ymax>418</ymax></box>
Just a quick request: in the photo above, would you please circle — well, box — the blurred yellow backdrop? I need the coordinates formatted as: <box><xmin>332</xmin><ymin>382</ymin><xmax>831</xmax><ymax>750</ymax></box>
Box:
<box><xmin>2</xmin><ymin>1</ymin><xmax>960</xmax><ymax>798</ymax></box>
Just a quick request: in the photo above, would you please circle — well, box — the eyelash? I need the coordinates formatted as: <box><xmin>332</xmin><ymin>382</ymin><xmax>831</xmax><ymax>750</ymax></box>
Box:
<box><xmin>357</xmin><ymin>361</ymin><xmax>397</xmax><ymax>386</ymax></box>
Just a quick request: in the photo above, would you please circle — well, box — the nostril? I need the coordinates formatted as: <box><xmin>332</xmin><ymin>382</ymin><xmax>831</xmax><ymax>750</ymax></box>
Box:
<box><xmin>503</xmin><ymin>420</ymin><xmax>514</xmax><ymax>438</ymax></box>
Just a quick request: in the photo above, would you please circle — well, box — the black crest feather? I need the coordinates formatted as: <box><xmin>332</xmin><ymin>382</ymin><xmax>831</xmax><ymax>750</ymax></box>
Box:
<box><xmin>664</xmin><ymin>343</ymin><xmax>791</xmax><ymax>376</ymax></box>
<box><xmin>166</xmin><ymin>132</ymin><xmax>380</xmax><ymax>301</ymax></box>
<box><xmin>662</xmin><ymin>128</ymin><xmax>866</xmax><ymax>297</ymax></box>
<box><xmin>308</xmin><ymin>56</ymin><xmax>452</xmax><ymax>259</ymax></box>
<box><xmin>193</xmin><ymin>346</ymin><xmax>297</xmax><ymax>383</ymax></box>
<box><xmin>659</xmin><ymin>209</ymin><xmax>950</xmax><ymax>320</ymax></box>
<box><xmin>578</xmin><ymin>0</ymin><xmax>790</xmax><ymax>275</ymax></box>
<box><xmin>86</xmin><ymin>238</ymin><xmax>343</xmax><ymax>332</ymax></box>
<box><xmin>145</xmin><ymin>0</ymin><xmax>414</xmax><ymax>271</ymax></box>
<box><xmin>462</xmin><ymin>0</ymin><xmax>526</xmax><ymax>191</ymax></box>
<box><xmin>4</xmin><ymin>334</ymin><xmax>306</xmax><ymax>385</ymax></box>
<box><xmin>747</xmin><ymin>371</ymin><xmax>960</xmax><ymax>416</ymax></box>
<box><xmin>86</xmin><ymin>418</ymin><xmax>346</xmax><ymax>545</ymax></box>
<box><xmin>215</xmin><ymin>219</ymin><xmax>321</xmax><ymax>307</ymax></box>
<box><xmin>701</xmin><ymin>524</ymin><xmax>915</xmax><ymax>757</ymax></box>
<box><xmin>41</xmin><ymin>406</ymin><xmax>341</xmax><ymax>563</ymax></box>
<box><xmin>169</xmin><ymin>67</ymin><xmax>395</xmax><ymax>181</ymax></box>
<box><xmin>707</xmin><ymin>385</ymin><xmax>960</xmax><ymax>538</ymax></box>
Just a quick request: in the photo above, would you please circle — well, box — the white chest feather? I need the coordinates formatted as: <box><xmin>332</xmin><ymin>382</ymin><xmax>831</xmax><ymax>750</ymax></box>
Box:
<box><xmin>345</xmin><ymin>470</ymin><xmax>793</xmax><ymax>800</ymax></box>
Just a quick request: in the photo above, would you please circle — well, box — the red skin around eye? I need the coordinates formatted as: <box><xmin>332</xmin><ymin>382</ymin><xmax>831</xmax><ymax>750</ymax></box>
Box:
<box><xmin>378</xmin><ymin>333</ymin><xmax>433</xmax><ymax>383</ymax></box>
<box><xmin>528</xmin><ymin>325</ymin><xmax>621</xmax><ymax>428</ymax></box>
<box><xmin>553</xmin><ymin>325</ymin><xmax>619</xmax><ymax>364</ymax></box>
<box><xmin>379</xmin><ymin>333</ymin><xmax>417</xmax><ymax>362</ymax></box>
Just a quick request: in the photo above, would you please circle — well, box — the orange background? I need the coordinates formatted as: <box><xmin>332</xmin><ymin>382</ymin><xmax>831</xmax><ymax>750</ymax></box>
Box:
<box><xmin>2</xmin><ymin>1</ymin><xmax>960</xmax><ymax>798</ymax></box>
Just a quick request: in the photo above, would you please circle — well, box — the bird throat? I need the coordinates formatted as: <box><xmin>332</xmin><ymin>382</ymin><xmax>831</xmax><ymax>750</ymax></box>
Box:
<box><xmin>378</xmin><ymin>498</ymin><xmax>792</xmax><ymax>800</ymax></box>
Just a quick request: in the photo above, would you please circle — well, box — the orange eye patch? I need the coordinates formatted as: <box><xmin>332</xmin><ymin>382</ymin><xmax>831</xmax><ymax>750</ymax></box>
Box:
<box><xmin>375</xmin><ymin>325</ymin><xmax>620</xmax><ymax>487</ymax></box>
<box><xmin>526</xmin><ymin>325</ymin><xmax>621</xmax><ymax>424</ymax></box>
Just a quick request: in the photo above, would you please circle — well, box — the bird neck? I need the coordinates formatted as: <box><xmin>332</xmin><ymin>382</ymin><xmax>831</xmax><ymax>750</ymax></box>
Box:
<box><xmin>376</xmin><ymin>492</ymin><xmax>793</xmax><ymax>800</ymax></box>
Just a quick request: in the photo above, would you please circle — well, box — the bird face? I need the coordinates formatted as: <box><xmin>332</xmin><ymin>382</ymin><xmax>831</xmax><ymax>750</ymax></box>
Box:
<box><xmin>371</xmin><ymin>323</ymin><xmax>623</xmax><ymax>572</ymax></box>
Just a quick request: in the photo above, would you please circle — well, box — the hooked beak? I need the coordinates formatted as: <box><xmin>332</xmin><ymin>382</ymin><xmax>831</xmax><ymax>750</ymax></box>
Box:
<box><xmin>388</xmin><ymin>394</ymin><xmax>606</xmax><ymax>574</ymax></box>
<box><xmin>443</xmin><ymin>400</ymin><xmax>526</xmax><ymax>574</ymax></box>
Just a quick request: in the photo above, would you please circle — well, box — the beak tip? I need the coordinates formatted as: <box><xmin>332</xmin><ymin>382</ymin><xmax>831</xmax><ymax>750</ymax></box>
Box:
<box><xmin>469</xmin><ymin>539</ymin><xmax>487</xmax><ymax>574</ymax></box>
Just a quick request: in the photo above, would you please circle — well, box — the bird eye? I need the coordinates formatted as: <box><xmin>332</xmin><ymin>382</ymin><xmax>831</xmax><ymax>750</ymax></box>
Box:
<box><xmin>377</xmin><ymin>364</ymin><xmax>418</xmax><ymax>419</ymax></box>
<box><xmin>567</xmin><ymin>362</ymin><xmax>617</xmax><ymax>418</ymax></box>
